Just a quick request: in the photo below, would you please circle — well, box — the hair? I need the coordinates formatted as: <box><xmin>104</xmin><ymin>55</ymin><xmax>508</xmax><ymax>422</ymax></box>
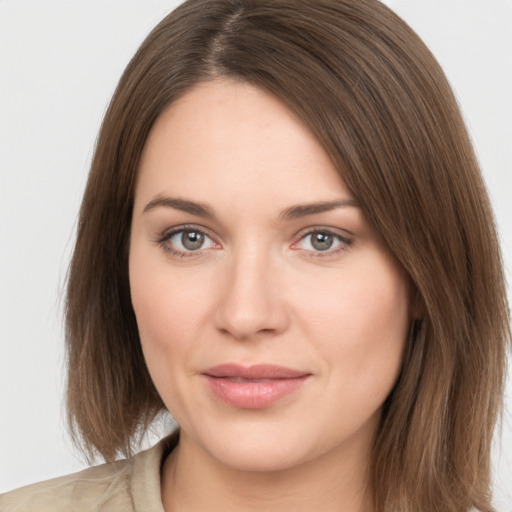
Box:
<box><xmin>65</xmin><ymin>0</ymin><xmax>510</xmax><ymax>510</ymax></box>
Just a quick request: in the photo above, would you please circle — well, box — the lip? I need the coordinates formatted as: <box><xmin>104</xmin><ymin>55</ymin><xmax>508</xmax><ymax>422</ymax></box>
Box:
<box><xmin>202</xmin><ymin>364</ymin><xmax>311</xmax><ymax>409</ymax></box>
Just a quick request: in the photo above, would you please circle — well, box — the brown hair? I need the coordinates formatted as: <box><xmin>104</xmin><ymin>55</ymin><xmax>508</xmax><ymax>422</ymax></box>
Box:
<box><xmin>65</xmin><ymin>0</ymin><xmax>510</xmax><ymax>510</ymax></box>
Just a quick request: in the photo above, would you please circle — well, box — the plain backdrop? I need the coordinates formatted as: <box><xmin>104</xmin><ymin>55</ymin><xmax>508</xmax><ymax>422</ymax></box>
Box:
<box><xmin>1</xmin><ymin>0</ymin><xmax>511</xmax><ymax>508</ymax></box>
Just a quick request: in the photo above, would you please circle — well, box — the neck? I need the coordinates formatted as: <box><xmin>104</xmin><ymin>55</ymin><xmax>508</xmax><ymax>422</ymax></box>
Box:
<box><xmin>161</xmin><ymin>430</ymin><xmax>374</xmax><ymax>512</ymax></box>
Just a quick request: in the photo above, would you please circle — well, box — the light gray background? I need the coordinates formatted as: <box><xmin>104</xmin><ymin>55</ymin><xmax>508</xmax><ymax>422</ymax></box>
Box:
<box><xmin>1</xmin><ymin>0</ymin><xmax>511</xmax><ymax>508</ymax></box>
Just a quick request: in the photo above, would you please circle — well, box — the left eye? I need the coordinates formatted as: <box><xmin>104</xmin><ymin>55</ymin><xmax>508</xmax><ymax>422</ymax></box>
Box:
<box><xmin>296</xmin><ymin>231</ymin><xmax>349</xmax><ymax>252</ymax></box>
<box><xmin>167</xmin><ymin>229</ymin><xmax>216</xmax><ymax>252</ymax></box>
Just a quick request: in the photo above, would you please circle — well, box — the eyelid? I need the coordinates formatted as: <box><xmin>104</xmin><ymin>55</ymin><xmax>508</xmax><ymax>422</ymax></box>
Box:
<box><xmin>155</xmin><ymin>224</ymin><xmax>221</xmax><ymax>256</ymax></box>
<box><xmin>154</xmin><ymin>224</ymin><xmax>353</xmax><ymax>258</ymax></box>
<box><xmin>290</xmin><ymin>226</ymin><xmax>353</xmax><ymax>254</ymax></box>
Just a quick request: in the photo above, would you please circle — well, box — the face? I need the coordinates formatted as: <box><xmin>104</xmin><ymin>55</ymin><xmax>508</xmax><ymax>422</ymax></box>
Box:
<box><xmin>129</xmin><ymin>79</ymin><xmax>411</xmax><ymax>473</ymax></box>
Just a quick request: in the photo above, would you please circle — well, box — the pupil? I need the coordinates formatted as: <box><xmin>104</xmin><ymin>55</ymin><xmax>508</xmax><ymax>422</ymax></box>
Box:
<box><xmin>182</xmin><ymin>231</ymin><xmax>204</xmax><ymax>250</ymax></box>
<box><xmin>312</xmin><ymin>232</ymin><xmax>333</xmax><ymax>251</ymax></box>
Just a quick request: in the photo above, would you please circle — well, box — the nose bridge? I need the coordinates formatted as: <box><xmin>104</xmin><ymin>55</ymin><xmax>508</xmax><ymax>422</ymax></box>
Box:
<box><xmin>214</xmin><ymin>240</ymin><xmax>287</xmax><ymax>340</ymax></box>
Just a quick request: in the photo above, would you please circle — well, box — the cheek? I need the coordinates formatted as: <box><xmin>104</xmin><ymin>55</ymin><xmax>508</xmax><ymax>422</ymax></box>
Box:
<box><xmin>295</xmin><ymin>255</ymin><xmax>410</xmax><ymax>395</ymax></box>
<box><xmin>129</xmin><ymin>264</ymin><xmax>210</xmax><ymax>428</ymax></box>
<box><xmin>130</xmin><ymin>241</ymin><xmax>213</xmax><ymax>339</ymax></box>
<box><xmin>128</xmin><ymin>249</ymin><xmax>212</xmax><ymax>392</ymax></box>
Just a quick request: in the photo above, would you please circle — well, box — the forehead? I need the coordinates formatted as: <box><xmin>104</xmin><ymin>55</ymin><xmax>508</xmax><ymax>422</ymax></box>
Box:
<box><xmin>134</xmin><ymin>79</ymin><xmax>352</xmax><ymax>212</ymax></box>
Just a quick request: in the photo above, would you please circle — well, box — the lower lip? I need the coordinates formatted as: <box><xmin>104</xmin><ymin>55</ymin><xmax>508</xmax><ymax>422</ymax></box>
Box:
<box><xmin>203</xmin><ymin>375</ymin><xmax>309</xmax><ymax>409</ymax></box>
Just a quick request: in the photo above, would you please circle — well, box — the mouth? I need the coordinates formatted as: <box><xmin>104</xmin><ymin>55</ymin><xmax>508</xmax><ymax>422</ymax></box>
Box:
<box><xmin>201</xmin><ymin>364</ymin><xmax>311</xmax><ymax>409</ymax></box>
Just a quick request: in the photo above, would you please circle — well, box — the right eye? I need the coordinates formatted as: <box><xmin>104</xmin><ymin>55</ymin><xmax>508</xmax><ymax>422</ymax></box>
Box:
<box><xmin>158</xmin><ymin>227</ymin><xmax>218</xmax><ymax>256</ymax></box>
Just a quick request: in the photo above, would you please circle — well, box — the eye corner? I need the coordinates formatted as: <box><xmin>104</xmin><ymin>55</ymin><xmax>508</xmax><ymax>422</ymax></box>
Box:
<box><xmin>155</xmin><ymin>224</ymin><xmax>222</xmax><ymax>259</ymax></box>
<box><xmin>291</xmin><ymin>227</ymin><xmax>353</xmax><ymax>257</ymax></box>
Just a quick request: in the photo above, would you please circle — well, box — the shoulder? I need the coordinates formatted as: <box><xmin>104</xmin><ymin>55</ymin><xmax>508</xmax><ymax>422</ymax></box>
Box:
<box><xmin>0</xmin><ymin>433</ymin><xmax>178</xmax><ymax>512</ymax></box>
<box><xmin>0</xmin><ymin>459</ymin><xmax>133</xmax><ymax>512</ymax></box>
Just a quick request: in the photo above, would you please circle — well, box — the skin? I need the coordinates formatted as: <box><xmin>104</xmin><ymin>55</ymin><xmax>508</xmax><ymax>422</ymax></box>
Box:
<box><xmin>129</xmin><ymin>79</ymin><xmax>412</xmax><ymax>512</ymax></box>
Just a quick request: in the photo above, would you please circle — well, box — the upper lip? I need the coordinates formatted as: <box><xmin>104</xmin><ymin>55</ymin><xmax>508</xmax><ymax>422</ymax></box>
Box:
<box><xmin>202</xmin><ymin>364</ymin><xmax>310</xmax><ymax>380</ymax></box>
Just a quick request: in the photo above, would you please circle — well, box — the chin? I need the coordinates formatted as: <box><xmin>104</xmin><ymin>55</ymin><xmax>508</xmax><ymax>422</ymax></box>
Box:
<box><xmin>209</xmin><ymin>438</ymin><xmax>308</xmax><ymax>473</ymax></box>
<box><xmin>182</xmin><ymin>417</ymin><xmax>312</xmax><ymax>472</ymax></box>
<box><xmin>187</xmin><ymin>415</ymin><xmax>360</xmax><ymax>475</ymax></box>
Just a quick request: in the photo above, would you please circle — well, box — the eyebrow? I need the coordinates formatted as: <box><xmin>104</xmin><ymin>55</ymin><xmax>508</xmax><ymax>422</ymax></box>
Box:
<box><xmin>142</xmin><ymin>196</ymin><xmax>359</xmax><ymax>220</ymax></box>
<box><xmin>279</xmin><ymin>199</ymin><xmax>360</xmax><ymax>221</ymax></box>
<box><xmin>143</xmin><ymin>196</ymin><xmax>215</xmax><ymax>217</ymax></box>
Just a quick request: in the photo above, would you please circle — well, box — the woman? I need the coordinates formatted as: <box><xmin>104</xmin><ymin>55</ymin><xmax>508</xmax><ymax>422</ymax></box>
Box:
<box><xmin>1</xmin><ymin>0</ymin><xmax>509</xmax><ymax>511</ymax></box>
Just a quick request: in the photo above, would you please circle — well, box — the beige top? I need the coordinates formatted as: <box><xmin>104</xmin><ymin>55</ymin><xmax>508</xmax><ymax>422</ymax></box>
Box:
<box><xmin>0</xmin><ymin>434</ymin><xmax>178</xmax><ymax>512</ymax></box>
<box><xmin>1</xmin><ymin>435</ymin><xmax>482</xmax><ymax>512</ymax></box>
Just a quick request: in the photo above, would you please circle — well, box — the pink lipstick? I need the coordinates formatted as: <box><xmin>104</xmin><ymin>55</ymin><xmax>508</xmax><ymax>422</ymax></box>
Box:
<box><xmin>202</xmin><ymin>364</ymin><xmax>310</xmax><ymax>409</ymax></box>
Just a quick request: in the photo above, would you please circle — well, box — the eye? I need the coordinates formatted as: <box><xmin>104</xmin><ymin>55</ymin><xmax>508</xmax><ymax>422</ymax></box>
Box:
<box><xmin>173</xmin><ymin>230</ymin><xmax>208</xmax><ymax>251</ymax></box>
<box><xmin>293</xmin><ymin>229</ymin><xmax>351</xmax><ymax>255</ymax></box>
<box><xmin>158</xmin><ymin>227</ymin><xmax>218</xmax><ymax>256</ymax></box>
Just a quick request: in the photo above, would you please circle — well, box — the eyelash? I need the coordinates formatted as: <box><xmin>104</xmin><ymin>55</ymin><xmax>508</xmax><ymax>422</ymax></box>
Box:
<box><xmin>155</xmin><ymin>225</ymin><xmax>353</xmax><ymax>259</ymax></box>
<box><xmin>292</xmin><ymin>228</ymin><xmax>352</xmax><ymax>257</ymax></box>
<box><xmin>156</xmin><ymin>224</ymin><xmax>219</xmax><ymax>258</ymax></box>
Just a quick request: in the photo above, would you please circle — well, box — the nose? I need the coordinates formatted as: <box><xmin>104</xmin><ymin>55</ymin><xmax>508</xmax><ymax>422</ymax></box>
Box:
<box><xmin>213</xmin><ymin>247</ymin><xmax>290</xmax><ymax>341</ymax></box>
